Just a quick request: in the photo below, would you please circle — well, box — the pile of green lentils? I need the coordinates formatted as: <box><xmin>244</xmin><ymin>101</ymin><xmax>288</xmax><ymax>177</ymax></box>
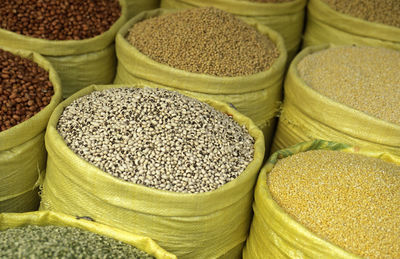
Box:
<box><xmin>0</xmin><ymin>225</ymin><xmax>154</xmax><ymax>258</ymax></box>
<box><xmin>268</xmin><ymin>150</ymin><xmax>400</xmax><ymax>258</ymax></box>
<box><xmin>297</xmin><ymin>46</ymin><xmax>400</xmax><ymax>125</ymax></box>
<box><xmin>57</xmin><ymin>87</ymin><xmax>254</xmax><ymax>193</ymax></box>
<box><xmin>127</xmin><ymin>7</ymin><xmax>279</xmax><ymax>77</ymax></box>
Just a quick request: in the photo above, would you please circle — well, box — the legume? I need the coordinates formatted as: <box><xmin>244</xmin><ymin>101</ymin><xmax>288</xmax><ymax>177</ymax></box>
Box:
<box><xmin>0</xmin><ymin>49</ymin><xmax>54</xmax><ymax>132</ymax></box>
<box><xmin>57</xmin><ymin>87</ymin><xmax>254</xmax><ymax>193</ymax></box>
<box><xmin>127</xmin><ymin>7</ymin><xmax>279</xmax><ymax>77</ymax></box>
<box><xmin>297</xmin><ymin>46</ymin><xmax>400</xmax><ymax>125</ymax></box>
<box><xmin>0</xmin><ymin>0</ymin><xmax>121</xmax><ymax>40</ymax></box>
<box><xmin>268</xmin><ymin>150</ymin><xmax>400</xmax><ymax>258</ymax></box>
<box><xmin>323</xmin><ymin>0</ymin><xmax>400</xmax><ymax>28</ymax></box>
<box><xmin>0</xmin><ymin>225</ymin><xmax>154</xmax><ymax>258</ymax></box>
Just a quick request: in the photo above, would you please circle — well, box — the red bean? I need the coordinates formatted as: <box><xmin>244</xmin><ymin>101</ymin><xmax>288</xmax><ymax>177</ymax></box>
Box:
<box><xmin>0</xmin><ymin>0</ymin><xmax>121</xmax><ymax>40</ymax></box>
<box><xmin>0</xmin><ymin>49</ymin><xmax>54</xmax><ymax>132</ymax></box>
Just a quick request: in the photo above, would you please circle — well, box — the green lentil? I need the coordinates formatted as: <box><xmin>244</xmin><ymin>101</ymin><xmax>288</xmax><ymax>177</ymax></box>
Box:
<box><xmin>0</xmin><ymin>225</ymin><xmax>155</xmax><ymax>259</ymax></box>
<box><xmin>297</xmin><ymin>46</ymin><xmax>400</xmax><ymax>125</ymax></box>
<box><xmin>127</xmin><ymin>7</ymin><xmax>279</xmax><ymax>77</ymax></box>
<box><xmin>323</xmin><ymin>0</ymin><xmax>400</xmax><ymax>27</ymax></box>
<box><xmin>268</xmin><ymin>150</ymin><xmax>400</xmax><ymax>258</ymax></box>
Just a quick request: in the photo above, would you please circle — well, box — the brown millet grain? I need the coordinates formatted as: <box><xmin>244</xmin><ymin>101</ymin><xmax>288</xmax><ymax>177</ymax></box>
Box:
<box><xmin>127</xmin><ymin>7</ymin><xmax>280</xmax><ymax>77</ymax></box>
<box><xmin>268</xmin><ymin>150</ymin><xmax>400</xmax><ymax>258</ymax></box>
<box><xmin>323</xmin><ymin>0</ymin><xmax>400</xmax><ymax>28</ymax></box>
<box><xmin>0</xmin><ymin>49</ymin><xmax>54</xmax><ymax>132</ymax></box>
<box><xmin>297</xmin><ymin>46</ymin><xmax>400</xmax><ymax>125</ymax></box>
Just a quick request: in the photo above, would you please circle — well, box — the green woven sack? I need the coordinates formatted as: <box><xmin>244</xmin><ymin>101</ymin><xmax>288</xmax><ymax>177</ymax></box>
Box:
<box><xmin>0</xmin><ymin>0</ymin><xmax>128</xmax><ymax>98</ymax></box>
<box><xmin>0</xmin><ymin>46</ymin><xmax>62</xmax><ymax>212</ymax></box>
<box><xmin>114</xmin><ymin>9</ymin><xmax>287</xmax><ymax>152</ymax></box>
<box><xmin>160</xmin><ymin>0</ymin><xmax>306</xmax><ymax>60</ymax></box>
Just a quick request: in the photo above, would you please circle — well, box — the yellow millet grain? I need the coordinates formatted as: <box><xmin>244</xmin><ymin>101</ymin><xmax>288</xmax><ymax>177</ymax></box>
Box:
<box><xmin>127</xmin><ymin>7</ymin><xmax>280</xmax><ymax>77</ymax></box>
<box><xmin>297</xmin><ymin>46</ymin><xmax>400</xmax><ymax>125</ymax></box>
<box><xmin>323</xmin><ymin>0</ymin><xmax>400</xmax><ymax>28</ymax></box>
<box><xmin>268</xmin><ymin>150</ymin><xmax>400</xmax><ymax>258</ymax></box>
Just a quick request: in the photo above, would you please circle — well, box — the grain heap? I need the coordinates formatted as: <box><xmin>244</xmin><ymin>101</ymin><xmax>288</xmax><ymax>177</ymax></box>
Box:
<box><xmin>126</xmin><ymin>7</ymin><xmax>279</xmax><ymax>77</ymax></box>
<box><xmin>0</xmin><ymin>48</ymin><xmax>54</xmax><ymax>132</ymax></box>
<box><xmin>0</xmin><ymin>225</ymin><xmax>154</xmax><ymax>258</ymax></box>
<box><xmin>57</xmin><ymin>87</ymin><xmax>254</xmax><ymax>193</ymax></box>
<box><xmin>297</xmin><ymin>46</ymin><xmax>400</xmax><ymax>125</ymax></box>
<box><xmin>0</xmin><ymin>0</ymin><xmax>121</xmax><ymax>40</ymax></box>
<box><xmin>322</xmin><ymin>0</ymin><xmax>400</xmax><ymax>27</ymax></box>
<box><xmin>268</xmin><ymin>150</ymin><xmax>400</xmax><ymax>258</ymax></box>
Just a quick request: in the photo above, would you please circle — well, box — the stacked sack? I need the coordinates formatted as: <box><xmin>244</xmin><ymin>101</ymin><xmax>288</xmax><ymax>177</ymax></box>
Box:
<box><xmin>0</xmin><ymin>46</ymin><xmax>62</xmax><ymax>212</ymax></box>
<box><xmin>160</xmin><ymin>0</ymin><xmax>307</xmax><ymax>60</ymax></box>
<box><xmin>243</xmin><ymin>140</ymin><xmax>400</xmax><ymax>258</ymax></box>
<box><xmin>244</xmin><ymin>1</ymin><xmax>400</xmax><ymax>257</ymax></box>
<box><xmin>40</xmin><ymin>84</ymin><xmax>265</xmax><ymax>258</ymax></box>
<box><xmin>303</xmin><ymin>0</ymin><xmax>400</xmax><ymax>50</ymax></box>
<box><xmin>0</xmin><ymin>211</ymin><xmax>176</xmax><ymax>258</ymax></box>
<box><xmin>272</xmin><ymin>44</ymin><xmax>400</xmax><ymax>156</ymax></box>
